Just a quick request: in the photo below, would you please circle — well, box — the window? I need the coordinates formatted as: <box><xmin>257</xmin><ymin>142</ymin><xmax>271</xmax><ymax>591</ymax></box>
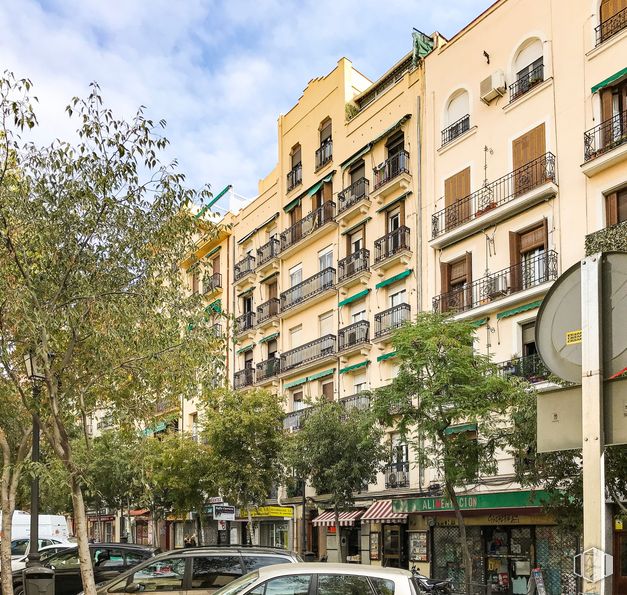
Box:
<box><xmin>94</xmin><ymin>548</ymin><xmax>125</xmax><ymax>568</ymax></box>
<box><xmin>321</xmin><ymin>380</ymin><xmax>334</xmax><ymax>401</ymax></box>
<box><xmin>512</xmin><ymin>124</ymin><xmax>546</xmax><ymax>194</ymax></box>
<box><xmin>599</xmin><ymin>0</ymin><xmax>627</xmax><ymax>43</ymax></box>
<box><xmin>351</xmin><ymin>307</ymin><xmax>366</xmax><ymax>323</ymax></box>
<box><xmin>242</xmin><ymin>294</ymin><xmax>253</xmax><ymax>314</ymax></box>
<box><xmin>289</xmin><ymin>264</ymin><xmax>302</xmax><ymax>287</ymax></box>
<box><xmin>212</xmin><ymin>255</ymin><xmax>221</xmax><ymax>275</ymax></box>
<box><xmin>606</xmin><ymin>187</ymin><xmax>627</xmax><ymax>227</ymax></box>
<box><xmin>599</xmin><ymin>79</ymin><xmax>627</xmax><ymax>147</ymax></box>
<box><xmin>391</xmin><ymin>434</ymin><xmax>409</xmax><ymax>464</ymax></box>
<box><xmin>11</xmin><ymin>540</ymin><xmax>29</xmax><ymax>556</ymax></box>
<box><xmin>289</xmin><ymin>325</ymin><xmax>302</xmax><ymax>349</ymax></box>
<box><xmin>348</xmin><ymin>228</ymin><xmax>364</xmax><ymax>254</ymax></box>
<box><xmin>389</xmin><ymin>288</ymin><xmax>407</xmax><ymax>308</ymax></box>
<box><xmin>350</xmin><ymin>160</ymin><xmax>365</xmax><ymax>185</ymax></box>
<box><xmin>260</xmin><ymin>575</ymin><xmax>311</xmax><ymax>594</ymax></box>
<box><xmin>242</xmin><ymin>555</ymin><xmax>295</xmax><ymax>573</ymax></box>
<box><xmin>509</xmin><ymin>220</ymin><xmax>548</xmax><ymax>291</ymax></box>
<box><xmin>244</xmin><ymin>349</ymin><xmax>254</xmax><ymax>370</ymax></box>
<box><xmin>320</xmin><ymin>118</ymin><xmax>332</xmax><ymax>145</ymax></box>
<box><xmin>370</xmin><ymin>577</ymin><xmax>396</xmax><ymax>594</ymax></box>
<box><xmin>190</xmin><ymin>267</ymin><xmax>200</xmax><ymax>294</ymax></box>
<box><xmin>292</xmin><ymin>390</ymin><xmax>305</xmax><ymax>411</ymax></box>
<box><xmin>116</xmin><ymin>556</ymin><xmax>186</xmax><ymax>592</ymax></box>
<box><xmin>440</xmin><ymin>253</ymin><xmax>472</xmax><ymax>312</ymax></box>
<box><xmin>266</xmin><ymin>280</ymin><xmax>278</xmax><ymax>300</ymax></box>
<box><xmin>512</xmin><ymin>39</ymin><xmax>543</xmax><ymax>100</ymax></box>
<box><xmin>318</xmin><ymin>246</ymin><xmax>334</xmax><ymax>271</ymax></box>
<box><xmin>522</xmin><ymin>322</ymin><xmax>537</xmax><ymax>357</ymax></box>
<box><xmin>267</xmin><ymin>339</ymin><xmax>278</xmax><ymax>359</ymax></box>
<box><xmin>442</xmin><ymin>90</ymin><xmax>470</xmax><ymax>144</ymax></box>
<box><xmin>319</xmin><ymin>311</ymin><xmax>334</xmax><ymax>336</ymax></box>
<box><xmin>387</xmin><ymin>206</ymin><xmax>402</xmax><ymax>233</ymax></box>
<box><xmin>291</xmin><ymin>144</ymin><xmax>302</xmax><ymax>170</ymax></box>
<box><xmin>48</xmin><ymin>549</ymin><xmax>80</xmax><ymax>568</ymax></box>
<box><xmin>190</xmin><ymin>555</ymin><xmax>243</xmax><ymax>590</ymax></box>
<box><xmin>317</xmin><ymin>574</ymin><xmax>375</xmax><ymax>594</ymax></box>
<box><xmin>353</xmin><ymin>373</ymin><xmax>367</xmax><ymax>394</ymax></box>
<box><xmin>386</xmin><ymin>131</ymin><xmax>404</xmax><ymax>157</ymax></box>
<box><xmin>190</xmin><ymin>412</ymin><xmax>199</xmax><ymax>441</ymax></box>
<box><xmin>313</xmin><ymin>181</ymin><xmax>333</xmax><ymax>209</ymax></box>
<box><xmin>444</xmin><ymin>167</ymin><xmax>471</xmax><ymax>228</ymax></box>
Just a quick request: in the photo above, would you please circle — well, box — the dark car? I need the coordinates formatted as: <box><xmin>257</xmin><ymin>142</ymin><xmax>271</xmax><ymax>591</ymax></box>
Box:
<box><xmin>94</xmin><ymin>546</ymin><xmax>302</xmax><ymax>594</ymax></box>
<box><xmin>12</xmin><ymin>543</ymin><xmax>157</xmax><ymax>595</ymax></box>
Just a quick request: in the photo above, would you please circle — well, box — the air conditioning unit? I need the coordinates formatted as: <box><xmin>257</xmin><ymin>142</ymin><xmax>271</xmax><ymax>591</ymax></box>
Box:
<box><xmin>386</xmin><ymin>467</ymin><xmax>409</xmax><ymax>488</ymax></box>
<box><xmin>486</xmin><ymin>275</ymin><xmax>508</xmax><ymax>299</ymax></box>
<box><xmin>480</xmin><ymin>70</ymin><xmax>506</xmax><ymax>104</ymax></box>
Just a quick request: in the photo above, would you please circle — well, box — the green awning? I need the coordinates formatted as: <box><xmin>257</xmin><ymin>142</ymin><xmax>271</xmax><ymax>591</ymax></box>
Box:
<box><xmin>341</xmin><ymin>217</ymin><xmax>372</xmax><ymax>236</ymax></box>
<box><xmin>238</xmin><ymin>287</ymin><xmax>254</xmax><ymax>298</ymax></box>
<box><xmin>444</xmin><ymin>422</ymin><xmax>477</xmax><ymax>436</ymax></box>
<box><xmin>376</xmin><ymin>191</ymin><xmax>412</xmax><ymax>213</ymax></box>
<box><xmin>194</xmin><ymin>184</ymin><xmax>232</xmax><ymax>219</ymax></box>
<box><xmin>206</xmin><ymin>245</ymin><xmax>222</xmax><ymax>258</ymax></box>
<box><xmin>377</xmin><ymin>351</ymin><xmax>397</xmax><ymax>362</ymax></box>
<box><xmin>308</xmin><ymin>368</ymin><xmax>335</xmax><ymax>381</ymax></box>
<box><xmin>285</xmin><ymin>377</ymin><xmax>308</xmax><ymax>389</ymax></box>
<box><xmin>260</xmin><ymin>271</ymin><xmax>279</xmax><ymax>284</ymax></box>
<box><xmin>592</xmin><ymin>67</ymin><xmax>627</xmax><ymax>94</ymax></box>
<box><xmin>340</xmin><ymin>361</ymin><xmax>369</xmax><ymax>374</ymax></box>
<box><xmin>497</xmin><ymin>300</ymin><xmax>542</xmax><ymax>320</ymax></box>
<box><xmin>284</xmin><ymin>197</ymin><xmax>301</xmax><ymax>213</ymax></box>
<box><xmin>471</xmin><ymin>318</ymin><xmax>488</xmax><ymax>328</ymax></box>
<box><xmin>143</xmin><ymin>421</ymin><xmax>168</xmax><ymax>436</ymax></box>
<box><xmin>259</xmin><ymin>333</ymin><xmax>279</xmax><ymax>344</ymax></box>
<box><xmin>370</xmin><ymin>114</ymin><xmax>411</xmax><ymax>148</ymax></box>
<box><xmin>376</xmin><ymin>269</ymin><xmax>412</xmax><ymax>289</ymax></box>
<box><xmin>306</xmin><ymin>172</ymin><xmax>336</xmax><ymax>197</ymax></box>
<box><xmin>236</xmin><ymin>344</ymin><xmax>254</xmax><ymax>354</ymax></box>
<box><xmin>237</xmin><ymin>213</ymin><xmax>279</xmax><ymax>244</ymax></box>
<box><xmin>340</xmin><ymin>145</ymin><xmax>372</xmax><ymax>171</ymax></box>
<box><xmin>206</xmin><ymin>299</ymin><xmax>222</xmax><ymax>313</ymax></box>
<box><xmin>338</xmin><ymin>289</ymin><xmax>370</xmax><ymax>307</ymax></box>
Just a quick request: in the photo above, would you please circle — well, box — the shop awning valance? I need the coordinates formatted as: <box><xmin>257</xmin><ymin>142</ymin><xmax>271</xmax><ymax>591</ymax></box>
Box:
<box><xmin>362</xmin><ymin>500</ymin><xmax>408</xmax><ymax>524</ymax></box>
<box><xmin>285</xmin><ymin>377</ymin><xmax>308</xmax><ymax>389</ymax></box>
<box><xmin>312</xmin><ymin>509</ymin><xmax>365</xmax><ymax>527</ymax></box>
<box><xmin>496</xmin><ymin>300</ymin><xmax>542</xmax><ymax>320</ymax></box>
<box><xmin>591</xmin><ymin>67</ymin><xmax>627</xmax><ymax>94</ymax></box>
<box><xmin>338</xmin><ymin>289</ymin><xmax>370</xmax><ymax>307</ymax></box>
<box><xmin>376</xmin><ymin>269</ymin><xmax>412</xmax><ymax>289</ymax></box>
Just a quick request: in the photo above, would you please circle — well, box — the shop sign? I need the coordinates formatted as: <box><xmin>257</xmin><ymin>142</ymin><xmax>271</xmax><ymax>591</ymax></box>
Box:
<box><xmin>435</xmin><ymin>513</ymin><xmax>554</xmax><ymax>527</ymax></box>
<box><xmin>209</xmin><ymin>496</ymin><xmax>223</xmax><ymax>504</ymax></box>
<box><xmin>214</xmin><ymin>505</ymin><xmax>236</xmax><ymax>521</ymax></box>
<box><xmin>393</xmin><ymin>490</ymin><xmax>550</xmax><ymax>514</ymax></box>
<box><xmin>240</xmin><ymin>506</ymin><xmax>294</xmax><ymax>519</ymax></box>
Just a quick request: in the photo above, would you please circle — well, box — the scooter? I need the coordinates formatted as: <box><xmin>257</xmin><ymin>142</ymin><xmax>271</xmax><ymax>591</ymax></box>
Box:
<box><xmin>410</xmin><ymin>566</ymin><xmax>454</xmax><ymax>594</ymax></box>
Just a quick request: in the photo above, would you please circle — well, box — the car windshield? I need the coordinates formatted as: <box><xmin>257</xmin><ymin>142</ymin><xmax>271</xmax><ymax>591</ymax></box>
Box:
<box><xmin>213</xmin><ymin>571</ymin><xmax>260</xmax><ymax>594</ymax></box>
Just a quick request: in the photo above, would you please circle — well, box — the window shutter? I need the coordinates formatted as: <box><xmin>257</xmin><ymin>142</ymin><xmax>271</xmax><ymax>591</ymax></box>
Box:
<box><xmin>292</xmin><ymin>145</ymin><xmax>301</xmax><ymax>167</ymax></box>
<box><xmin>322</xmin><ymin>381</ymin><xmax>334</xmax><ymax>401</ymax></box>
<box><xmin>440</xmin><ymin>261</ymin><xmax>451</xmax><ymax>293</ymax></box>
<box><xmin>542</xmin><ymin>217</ymin><xmax>549</xmax><ymax>250</ymax></box>
<box><xmin>323</xmin><ymin>181</ymin><xmax>333</xmax><ymax>203</ymax></box>
<box><xmin>350</xmin><ymin>162</ymin><xmax>365</xmax><ymax>183</ymax></box>
<box><xmin>212</xmin><ymin>256</ymin><xmax>221</xmax><ymax>275</ymax></box>
<box><xmin>606</xmin><ymin>192</ymin><xmax>618</xmax><ymax>227</ymax></box>
<box><xmin>464</xmin><ymin>252</ymin><xmax>473</xmax><ymax>308</ymax></box>
<box><xmin>320</xmin><ymin>119</ymin><xmax>332</xmax><ymax>143</ymax></box>
<box><xmin>513</xmin><ymin>124</ymin><xmax>546</xmax><ymax>171</ymax></box>
<box><xmin>444</xmin><ymin>168</ymin><xmax>471</xmax><ymax>226</ymax></box>
<box><xmin>618</xmin><ymin>188</ymin><xmax>627</xmax><ymax>224</ymax></box>
<box><xmin>601</xmin><ymin>0</ymin><xmax>627</xmax><ymax>22</ymax></box>
<box><xmin>510</xmin><ymin>231</ymin><xmax>522</xmax><ymax>291</ymax></box>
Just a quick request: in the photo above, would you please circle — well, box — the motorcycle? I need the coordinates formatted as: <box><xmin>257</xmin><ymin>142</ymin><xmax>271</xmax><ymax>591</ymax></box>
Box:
<box><xmin>410</xmin><ymin>565</ymin><xmax>454</xmax><ymax>594</ymax></box>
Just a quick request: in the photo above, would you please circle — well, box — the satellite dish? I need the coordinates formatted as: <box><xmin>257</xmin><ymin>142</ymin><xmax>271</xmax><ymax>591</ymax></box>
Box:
<box><xmin>536</xmin><ymin>252</ymin><xmax>627</xmax><ymax>383</ymax></box>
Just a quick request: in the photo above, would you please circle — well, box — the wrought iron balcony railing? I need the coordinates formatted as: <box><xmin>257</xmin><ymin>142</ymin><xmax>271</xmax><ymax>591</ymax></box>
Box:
<box><xmin>234</xmin><ymin>254</ymin><xmax>256</xmax><ymax>281</ymax></box>
<box><xmin>497</xmin><ymin>353</ymin><xmax>550</xmax><ymax>383</ymax></box>
<box><xmin>284</xmin><ymin>407</ymin><xmax>310</xmax><ymax>431</ymax></box>
<box><xmin>375</xmin><ymin>303</ymin><xmax>411</xmax><ymax>338</ymax></box>
<box><xmin>338</xmin><ymin>177</ymin><xmax>369</xmax><ymax>213</ymax></box>
<box><xmin>234</xmin><ymin>367</ymin><xmax>255</xmax><ymax>389</ymax></box>
<box><xmin>340</xmin><ymin>393</ymin><xmax>370</xmax><ymax>412</ymax></box>
<box><xmin>256</xmin><ymin>357</ymin><xmax>281</xmax><ymax>382</ymax></box>
<box><xmin>235</xmin><ymin>311</ymin><xmax>255</xmax><ymax>334</ymax></box>
<box><xmin>595</xmin><ymin>6</ymin><xmax>627</xmax><ymax>45</ymax></box>
<box><xmin>373</xmin><ymin>150</ymin><xmax>410</xmax><ymax>190</ymax></box>
<box><xmin>280</xmin><ymin>334</ymin><xmax>336</xmax><ymax>373</ymax></box>
<box><xmin>385</xmin><ymin>461</ymin><xmax>410</xmax><ymax>489</ymax></box>
<box><xmin>280</xmin><ymin>267</ymin><xmax>335</xmax><ymax>311</ymax></box>
<box><xmin>338</xmin><ymin>321</ymin><xmax>370</xmax><ymax>351</ymax></box>
<box><xmin>209</xmin><ymin>323</ymin><xmax>222</xmax><ymax>337</ymax></box>
<box><xmin>280</xmin><ymin>201</ymin><xmax>335</xmax><ymax>251</ymax></box>
<box><xmin>509</xmin><ymin>63</ymin><xmax>544</xmax><ymax>102</ymax></box>
<box><xmin>338</xmin><ymin>249</ymin><xmax>369</xmax><ymax>282</ymax></box>
<box><xmin>202</xmin><ymin>272</ymin><xmax>222</xmax><ymax>294</ymax></box>
<box><xmin>431</xmin><ymin>152</ymin><xmax>557</xmax><ymax>239</ymax></box>
<box><xmin>441</xmin><ymin>114</ymin><xmax>470</xmax><ymax>146</ymax></box>
<box><xmin>432</xmin><ymin>250</ymin><xmax>559</xmax><ymax>314</ymax></box>
<box><xmin>315</xmin><ymin>139</ymin><xmax>333</xmax><ymax>170</ymax></box>
<box><xmin>257</xmin><ymin>298</ymin><xmax>280</xmax><ymax>324</ymax></box>
<box><xmin>374</xmin><ymin>226</ymin><xmax>411</xmax><ymax>263</ymax></box>
<box><xmin>584</xmin><ymin>108</ymin><xmax>627</xmax><ymax>162</ymax></box>
<box><xmin>257</xmin><ymin>238</ymin><xmax>280</xmax><ymax>266</ymax></box>
<box><xmin>287</xmin><ymin>163</ymin><xmax>303</xmax><ymax>192</ymax></box>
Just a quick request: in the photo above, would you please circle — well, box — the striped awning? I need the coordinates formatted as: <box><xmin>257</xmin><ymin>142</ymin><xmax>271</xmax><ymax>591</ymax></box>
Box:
<box><xmin>362</xmin><ymin>500</ymin><xmax>408</xmax><ymax>524</ymax></box>
<box><xmin>312</xmin><ymin>509</ymin><xmax>365</xmax><ymax>527</ymax></box>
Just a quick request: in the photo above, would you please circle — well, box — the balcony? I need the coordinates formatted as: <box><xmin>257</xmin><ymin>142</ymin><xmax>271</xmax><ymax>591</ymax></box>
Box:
<box><xmin>203</xmin><ymin>272</ymin><xmax>222</xmax><ymax>294</ymax></box>
<box><xmin>256</xmin><ymin>238</ymin><xmax>280</xmax><ymax>275</ymax></box>
<box><xmin>508</xmin><ymin>64</ymin><xmax>544</xmax><ymax>103</ymax></box>
<box><xmin>280</xmin><ymin>267</ymin><xmax>336</xmax><ymax>314</ymax></box>
<box><xmin>287</xmin><ymin>163</ymin><xmax>303</xmax><ymax>192</ymax></box>
<box><xmin>585</xmin><ymin>220</ymin><xmax>627</xmax><ymax>255</ymax></box>
<box><xmin>582</xmin><ymin>109</ymin><xmax>627</xmax><ymax>176</ymax></box>
<box><xmin>372</xmin><ymin>150</ymin><xmax>410</xmax><ymax>200</ymax></box>
<box><xmin>338</xmin><ymin>321</ymin><xmax>370</xmax><ymax>354</ymax></box>
<box><xmin>497</xmin><ymin>353</ymin><xmax>550</xmax><ymax>384</ymax></box>
<box><xmin>315</xmin><ymin>139</ymin><xmax>333</xmax><ymax>171</ymax></box>
<box><xmin>441</xmin><ymin>114</ymin><xmax>470</xmax><ymax>147</ymax></box>
<box><xmin>374</xmin><ymin>303</ymin><xmax>411</xmax><ymax>339</ymax></box>
<box><xmin>235</xmin><ymin>311</ymin><xmax>256</xmax><ymax>338</ymax></box>
<box><xmin>284</xmin><ymin>407</ymin><xmax>310</xmax><ymax>432</ymax></box>
<box><xmin>337</xmin><ymin>178</ymin><xmax>370</xmax><ymax>224</ymax></box>
<box><xmin>234</xmin><ymin>367</ymin><xmax>255</xmax><ymax>389</ymax></box>
<box><xmin>374</xmin><ymin>226</ymin><xmax>411</xmax><ymax>269</ymax></box>
<box><xmin>385</xmin><ymin>462</ymin><xmax>410</xmax><ymax>489</ymax></box>
<box><xmin>209</xmin><ymin>323</ymin><xmax>222</xmax><ymax>337</ymax></box>
<box><xmin>234</xmin><ymin>254</ymin><xmax>256</xmax><ymax>286</ymax></box>
<box><xmin>595</xmin><ymin>6</ymin><xmax>627</xmax><ymax>46</ymax></box>
<box><xmin>430</xmin><ymin>153</ymin><xmax>558</xmax><ymax>248</ymax></box>
<box><xmin>256</xmin><ymin>357</ymin><xmax>281</xmax><ymax>384</ymax></box>
<box><xmin>337</xmin><ymin>249</ymin><xmax>370</xmax><ymax>289</ymax></box>
<box><xmin>432</xmin><ymin>250</ymin><xmax>559</xmax><ymax>317</ymax></box>
<box><xmin>340</xmin><ymin>393</ymin><xmax>370</xmax><ymax>412</ymax></box>
<box><xmin>257</xmin><ymin>298</ymin><xmax>280</xmax><ymax>328</ymax></box>
<box><xmin>280</xmin><ymin>334</ymin><xmax>336</xmax><ymax>375</ymax></box>
<box><xmin>280</xmin><ymin>202</ymin><xmax>336</xmax><ymax>255</ymax></box>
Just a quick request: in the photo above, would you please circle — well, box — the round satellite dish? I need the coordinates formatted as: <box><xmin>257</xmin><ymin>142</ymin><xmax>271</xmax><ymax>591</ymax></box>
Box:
<box><xmin>536</xmin><ymin>252</ymin><xmax>627</xmax><ymax>383</ymax></box>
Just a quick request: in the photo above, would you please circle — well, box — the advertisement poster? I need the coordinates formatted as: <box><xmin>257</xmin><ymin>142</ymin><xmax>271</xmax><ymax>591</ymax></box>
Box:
<box><xmin>408</xmin><ymin>530</ymin><xmax>429</xmax><ymax>562</ymax></box>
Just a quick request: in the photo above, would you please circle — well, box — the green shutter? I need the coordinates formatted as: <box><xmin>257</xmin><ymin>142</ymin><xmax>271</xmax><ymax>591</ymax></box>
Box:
<box><xmin>375</xmin><ymin>269</ymin><xmax>412</xmax><ymax>289</ymax></box>
<box><xmin>338</xmin><ymin>289</ymin><xmax>370</xmax><ymax>307</ymax></box>
<box><xmin>591</xmin><ymin>67</ymin><xmax>627</xmax><ymax>94</ymax></box>
<box><xmin>340</xmin><ymin>144</ymin><xmax>372</xmax><ymax>171</ymax></box>
<box><xmin>307</xmin><ymin>368</ymin><xmax>335</xmax><ymax>381</ymax></box>
<box><xmin>339</xmin><ymin>361</ymin><xmax>369</xmax><ymax>374</ymax></box>
<box><xmin>377</xmin><ymin>351</ymin><xmax>397</xmax><ymax>362</ymax></box>
<box><xmin>496</xmin><ymin>300</ymin><xmax>542</xmax><ymax>320</ymax></box>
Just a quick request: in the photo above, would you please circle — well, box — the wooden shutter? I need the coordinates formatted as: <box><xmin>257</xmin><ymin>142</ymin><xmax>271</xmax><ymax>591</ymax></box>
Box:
<box><xmin>513</xmin><ymin>123</ymin><xmax>546</xmax><ymax>171</ymax></box>
<box><xmin>268</xmin><ymin>281</ymin><xmax>278</xmax><ymax>300</ymax></box>
<box><xmin>323</xmin><ymin>181</ymin><xmax>333</xmax><ymax>203</ymax></box>
<box><xmin>619</xmin><ymin>188</ymin><xmax>627</xmax><ymax>224</ymax></box>
<box><xmin>322</xmin><ymin>381</ymin><xmax>334</xmax><ymax>402</ymax></box>
<box><xmin>440</xmin><ymin>261</ymin><xmax>451</xmax><ymax>294</ymax></box>
<box><xmin>212</xmin><ymin>255</ymin><xmax>221</xmax><ymax>275</ymax></box>
<box><xmin>509</xmin><ymin>231</ymin><xmax>522</xmax><ymax>291</ymax></box>
<box><xmin>444</xmin><ymin>167</ymin><xmax>471</xmax><ymax>227</ymax></box>
<box><xmin>464</xmin><ymin>252</ymin><xmax>473</xmax><ymax>309</ymax></box>
<box><xmin>601</xmin><ymin>0</ymin><xmax>627</xmax><ymax>22</ymax></box>
<box><xmin>350</xmin><ymin>161</ymin><xmax>365</xmax><ymax>184</ymax></box>
<box><xmin>290</xmin><ymin>202</ymin><xmax>302</xmax><ymax>225</ymax></box>
<box><xmin>606</xmin><ymin>192</ymin><xmax>619</xmax><ymax>227</ymax></box>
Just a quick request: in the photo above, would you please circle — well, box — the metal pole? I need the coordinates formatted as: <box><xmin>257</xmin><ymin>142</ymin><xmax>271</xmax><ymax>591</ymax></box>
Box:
<box><xmin>27</xmin><ymin>383</ymin><xmax>41</xmax><ymax>567</ymax></box>
<box><xmin>301</xmin><ymin>481</ymin><xmax>307</xmax><ymax>555</ymax></box>
<box><xmin>581</xmin><ymin>254</ymin><xmax>606</xmax><ymax>594</ymax></box>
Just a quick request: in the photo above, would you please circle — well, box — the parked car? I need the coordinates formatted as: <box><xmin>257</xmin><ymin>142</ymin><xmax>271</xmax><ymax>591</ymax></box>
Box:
<box><xmin>94</xmin><ymin>547</ymin><xmax>302</xmax><ymax>594</ymax></box>
<box><xmin>10</xmin><ymin>537</ymin><xmax>71</xmax><ymax>559</ymax></box>
<box><xmin>11</xmin><ymin>542</ymin><xmax>73</xmax><ymax>572</ymax></box>
<box><xmin>12</xmin><ymin>543</ymin><xmax>157</xmax><ymax>595</ymax></box>
<box><xmin>213</xmin><ymin>563</ymin><xmax>422</xmax><ymax>595</ymax></box>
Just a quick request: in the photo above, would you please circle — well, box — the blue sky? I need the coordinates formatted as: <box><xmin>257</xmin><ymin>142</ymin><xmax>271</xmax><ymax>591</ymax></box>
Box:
<box><xmin>0</xmin><ymin>0</ymin><xmax>493</xmax><ymax>202</ymax></box>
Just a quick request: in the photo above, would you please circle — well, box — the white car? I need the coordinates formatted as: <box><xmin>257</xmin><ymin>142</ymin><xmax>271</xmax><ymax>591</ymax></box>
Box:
<box><xmin>10</xmin><ymin>542</ymin><xmax>72</xmax><ymax>572</ymax></box>
<box><xmin>213</xmin><ymin>563</ymin><xmax>421</xmax><ymax>595</ymax></box>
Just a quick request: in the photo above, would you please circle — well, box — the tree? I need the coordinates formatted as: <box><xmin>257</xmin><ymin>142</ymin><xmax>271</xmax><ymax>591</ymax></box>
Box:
<box><xmin>286</xmin><ymin>400</ymin><xmax>386</xmax><ymax>562</ymax></box>
<box><xmin>372</xmin><ymin>312</ymin><xmax>528</xmax><ymax>592</ymax></box>
<box><xmin>0</xmin><ymin>72</ymin><xmax>223</xmax><ymax>595</ymax></box>
<box><xmin>202</xmin><ymin>388</ymin><xmax>285</xmax><ymax>546</ymax></box>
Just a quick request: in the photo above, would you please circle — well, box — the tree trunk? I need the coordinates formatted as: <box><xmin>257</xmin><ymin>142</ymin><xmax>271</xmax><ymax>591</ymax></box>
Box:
<box><xmin>70</xmin><ymin>473</ymin><xmax>98</xmax><ymax>595</ymax></box>
<box><xmin>446</xmin><ymin>481</ymin><xmax>473</xmax><ymax>594</ymax></box>
<box><xmin>126</xmin><ymin>500</ymin><xmax>133</xmax><ymax>543</ymax></box>
<box><xmin>247</xmin><ymin>508</ymin><xmax>255</xmax><ymax>546</ymax></box>
<box><xmin>196</xmin><ymin>509</ymin><xmax>204</xmax><ymax>547</ymax></box>
<box><xmin>1</xmin><ymin>491</ymin><xmax>16</xmax><ymax>595</ymax></box>
<box><xmin>334</xmin><ymin>508</ymin><xmax>344</xmax><ymax>563</ymax></box>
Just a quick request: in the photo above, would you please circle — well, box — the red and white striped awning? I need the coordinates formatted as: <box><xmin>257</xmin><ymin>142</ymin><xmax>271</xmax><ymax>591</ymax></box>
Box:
<box><xmin>362</xmin><ymin>500</ymin><xmax>408</xmax><ymax>524</ymax></box>
<box><xmin>312</xmin><ymin>509</ymin><xmax>365</xmax><ymax>527</ymax></box>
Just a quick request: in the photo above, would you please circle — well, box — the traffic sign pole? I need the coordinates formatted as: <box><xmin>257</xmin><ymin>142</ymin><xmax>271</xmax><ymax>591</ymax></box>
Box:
<box><xmin>581</xmin><ymin>254</ymin><xmax>606</xmax><ymax>594</ymax></box>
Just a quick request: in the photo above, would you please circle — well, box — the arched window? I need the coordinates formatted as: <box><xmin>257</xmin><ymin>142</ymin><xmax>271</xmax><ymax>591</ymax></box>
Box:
<box><xmin>442</xmin><ymin>90</ymin><xmax>470</xmax><ymax>146</ymax></box>
<box><xmin>511</xmin><ymin>39</ymin><xmax>544</xmax><ymax>101</ymax></box>
<box><xmin>597</xmin><ymin>0</ymin><xmax>627</xmax><ymax>45</ymax></box>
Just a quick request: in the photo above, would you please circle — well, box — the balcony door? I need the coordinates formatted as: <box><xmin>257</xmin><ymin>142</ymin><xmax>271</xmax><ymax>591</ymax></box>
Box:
<box><xmin>512</xmin><ymin>124</ymin><xmax>546</xmax><ymax>194</ymax></box>
<box><xmin>243</xmin><ymin>349</ymin><xmax>253</xmax><ymax>370</ymax></box>
<box><xmin>444</xmin><ymin>167</ymin><xmax>471</xmax><ymax>228</ymax></box>
<box><xmin>601</xmin><ymin>78</ymin><xmax>627</xmax><ymax>146</ymax></box>
<box><xmin>509</xmin><ymin>220</ymin><xmax>548</xmax><ymax>292</ymax></box>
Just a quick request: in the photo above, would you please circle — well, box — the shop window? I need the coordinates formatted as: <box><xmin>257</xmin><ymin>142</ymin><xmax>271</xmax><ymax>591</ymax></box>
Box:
<box><xmin>509</xmin><ymin>220</ymin><xmax>548</xmax><ymax>292</ymax></box>
<box><xmin>606</xmin><ymin>186</ymin><xmax>627</xmax><ymax>227</ymax></box>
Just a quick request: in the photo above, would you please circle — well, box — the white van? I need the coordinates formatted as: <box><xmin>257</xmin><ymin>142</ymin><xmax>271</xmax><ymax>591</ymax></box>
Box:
<box><xmin>0</xmin><ymin>511</ymin><xmax>70</xmax><ymax>542</ymax></box>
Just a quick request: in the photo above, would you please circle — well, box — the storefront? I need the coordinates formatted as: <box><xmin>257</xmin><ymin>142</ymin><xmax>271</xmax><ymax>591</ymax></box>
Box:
<box><xmin>87</xmin><ymin>513</ymin><xmax>115</xmax><ymax>542</ymax></box>
<box><xmin>394</xmin><ymin>490</ymin><xmax>579</xmax><ymax>595</ymax></box>
<box><xmin>613</xmin><ymin>514</ymin><xmax>627</xmax><ymax>595</ymax></box>
<box><xmin>312</xmin><ymin>509</ymin><xmax>366</xmax><ymax>563</ymax></box>
<box><xmin>361</xmin><ymin>500</ymin><xmax>410</xmax><ymax>569</ymax></box>
<box><xmin>237</xmin><ymin>506</ymin><xmax>293</xmax><ymax>550</ymax></box>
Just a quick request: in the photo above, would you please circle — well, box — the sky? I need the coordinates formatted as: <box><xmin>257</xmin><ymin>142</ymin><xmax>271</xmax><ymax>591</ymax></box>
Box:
<box><xmin>0</xmin><ymin>0</ymin><xmax>494</xmax><ymax>205</ymax></box>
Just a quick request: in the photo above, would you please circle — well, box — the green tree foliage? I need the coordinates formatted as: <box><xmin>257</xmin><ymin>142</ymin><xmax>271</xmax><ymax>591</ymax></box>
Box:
<box><xmin>0</xmin><ymin>72</ymin><xmax>223</xmax><ymax>595</ymax></box>
<box><xmin>372</xmin><ymin>312</ymin><xmax>529</xmax><ymax>591</ymax></box>
<box><xmin>286</xmin><ymin>400</ymin><xmax>386</xmax><ymax>562</ymax></box>
<box><xmin>202</xmin><ymin>388</ymin><xmax>285</xmax><ymax>545</ymax></box>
